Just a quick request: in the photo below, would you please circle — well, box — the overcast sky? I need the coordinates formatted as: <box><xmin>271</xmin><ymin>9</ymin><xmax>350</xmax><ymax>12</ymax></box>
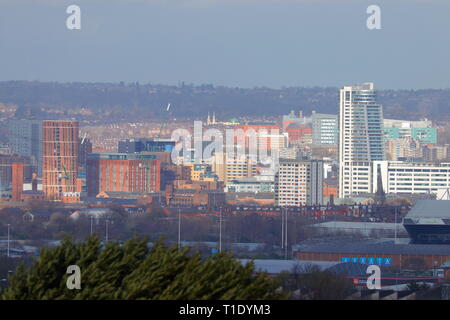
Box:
<box><xmin>0</xmin><ymin>0</ymin><xmax>449</xmax><ymax>89</ymax></box>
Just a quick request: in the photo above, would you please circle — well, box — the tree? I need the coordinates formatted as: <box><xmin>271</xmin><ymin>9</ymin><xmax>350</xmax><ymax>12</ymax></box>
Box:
<box><xmin>277</xmin><ymin>264</ymin><xmax>355</xmax><ymax>300</ymax></box>
<box><xmin>407</xmin><ymin>281</ymin><xmax>430</xmax><ymax>292</ymax></box>
<box><xmin>1</xmin><ymin>236</ymin><xmax>283</xmax><ymax>300</ymax></box>
<box><xmin>0</xmin><ymin>256</ymin><xmax>34</xmax><ymax>294</ymax></box>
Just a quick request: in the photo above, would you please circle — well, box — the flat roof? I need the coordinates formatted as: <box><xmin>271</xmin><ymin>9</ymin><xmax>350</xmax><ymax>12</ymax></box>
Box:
<box><xmin>294</xmin><ymin>238</ymin><xmax>450</xmax><ymax>256</ymax></box>
<box><xmin>313</xmin><ymin>221</ymin><xmax>405</xmax><ymax>231</ymax></box>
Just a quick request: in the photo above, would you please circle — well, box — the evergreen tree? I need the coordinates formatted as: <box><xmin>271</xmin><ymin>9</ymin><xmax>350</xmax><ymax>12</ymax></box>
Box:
<box><xmin>1</xmin><ymin>236</ymin><xmax>282</xmax><ymax>300</ymax></box>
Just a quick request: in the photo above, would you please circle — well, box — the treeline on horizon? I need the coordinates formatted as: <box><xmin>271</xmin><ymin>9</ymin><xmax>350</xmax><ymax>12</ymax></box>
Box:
<box><xmin>0</xmin><ymin>80</ymin><xmax>449</xmax><ymax>122</ymax></box>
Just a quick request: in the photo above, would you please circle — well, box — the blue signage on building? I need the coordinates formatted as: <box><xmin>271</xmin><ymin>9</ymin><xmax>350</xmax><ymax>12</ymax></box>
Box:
<box><xmin>340</xmin><ymin>256</ymin><xmax>392</xmax><ymax>266</ymax></box>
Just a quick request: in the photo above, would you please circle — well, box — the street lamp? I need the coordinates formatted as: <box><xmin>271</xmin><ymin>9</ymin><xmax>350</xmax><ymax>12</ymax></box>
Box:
<box><xmin>90</xmin><ymin>216</ymin><xmax>94</xmax><ymax>236</ymax></box>
<box><xmin>7</xmin><ymin>224</ymin><xmax>10</xmax><ymax>258</ymax></box>
<box><xmin>394</xmin><ymin>207</ymin><xmax>398</xmax><ymax>244</ymax></box>
<box><xmin>281</xmin><ymin>207</ymin><xmax>284</xmax><ymax>249</ymax></box>
<box><xmin>105</xmin><ymin>219</ymin><xmax>109</xmax><ymax>243</ymax></box>
<box><xmin>178</xmin><ymin>207</ymin><xmax>181</xmax><ymax>250</ymax></box>
<box><xmin>284</xmin><ymin>209</ymin><xmax>288</xmax><ymax>260</ymax></box>
<box><xmin>219</xmin><ymin>207</ymin><xmax>222</xmax><ymax>253</ymax></box>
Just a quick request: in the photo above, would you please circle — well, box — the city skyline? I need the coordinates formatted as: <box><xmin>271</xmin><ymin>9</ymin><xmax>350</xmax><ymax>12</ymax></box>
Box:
<box><xmin>2</xmin><ymin>1</ymin><xmax>450</xmax><ymax>302</ymax></box>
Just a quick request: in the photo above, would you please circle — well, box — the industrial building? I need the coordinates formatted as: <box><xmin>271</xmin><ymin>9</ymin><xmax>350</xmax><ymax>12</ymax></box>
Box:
<box><xmin>294</xmin><ymin>237</ymin><xmax>450</xmax><ymax>269</ymax></box>
<box><xmin>403</xmin><ymin>200</ymin><xmax>450</xmax><ymax>244</ymax></box>
<box><xmin>311</xmin><ymin>221</ymin><xmax>407</xmax><ymax>237</ymax></box>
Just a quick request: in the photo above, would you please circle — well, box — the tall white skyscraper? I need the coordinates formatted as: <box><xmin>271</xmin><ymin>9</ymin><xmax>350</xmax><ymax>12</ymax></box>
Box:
<box><xmin>339</xmin><ymin>82</ymin><xmax>385</xmax><ymax>198</ymax></box>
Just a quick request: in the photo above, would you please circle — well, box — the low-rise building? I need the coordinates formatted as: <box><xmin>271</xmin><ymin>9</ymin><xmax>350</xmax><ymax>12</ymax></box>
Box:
<box><xmin>225</xmin><ymin>177</ymin><xmax>274</xmax><ymax>193</ymax></box>
<box><xmin>339</xmin><ymin>161</ymin><xmax>450</xmax><ymax>198</ymax></box>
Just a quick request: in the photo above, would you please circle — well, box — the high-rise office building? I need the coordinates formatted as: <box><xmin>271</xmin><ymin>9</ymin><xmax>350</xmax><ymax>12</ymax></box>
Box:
<box><xmin>78</xmin><ymin>137</ymin><xmax>93</xmax><ymax>168</ymax></box>
<box><xmin>42</xmin><ymin>120</ymin><xmax>79</xmax><ymax>202</ymax></box>
<box><xmin>311</xmin><ymin>112</ymin><xmax>338</xmax><ymax>146</ymax></box>
<box><xmin>339</xmin><ymin>82</ymin><xmax>385</xmax><ymax>198</ymax></box>
<box><xmin>5</xmin><ymin>119</ymin><xmax>42</xmax><ymax>174</ymax></box>
<box><xmin>275</xmin><ymin>159</ymin><xmax>324</xmax><ymax>206</ymax></box>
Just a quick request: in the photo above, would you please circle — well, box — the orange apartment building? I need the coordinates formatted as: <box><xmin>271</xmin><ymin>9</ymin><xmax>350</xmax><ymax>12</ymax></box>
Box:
<box><xmin>42</xmin><ymin>120</ymin><xmax>80</xmax><ymax>202</ymax></box>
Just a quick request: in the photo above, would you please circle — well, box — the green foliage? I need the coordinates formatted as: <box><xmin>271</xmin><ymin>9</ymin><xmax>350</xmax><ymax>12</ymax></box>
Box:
<box><xmin>277</xmin><ymin>264</ymin><xmax>355</xmax><ymax>300</ymax></box>
<box><xmin>1</xmin><ymin>236</ymin><xmax>282</xmax><ymax>300</ymax></box>
<box><xmin>407</xmin><ymin>281</ymin><xmax>430</xmax><ymax>293</ymax></box>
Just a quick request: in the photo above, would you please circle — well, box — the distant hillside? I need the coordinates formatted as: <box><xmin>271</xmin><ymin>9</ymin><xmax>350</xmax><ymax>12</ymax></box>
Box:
<box><xmin>0</xmin><ymin>81</ymin><xmax>448</xmax><ymax>122</ymax></box>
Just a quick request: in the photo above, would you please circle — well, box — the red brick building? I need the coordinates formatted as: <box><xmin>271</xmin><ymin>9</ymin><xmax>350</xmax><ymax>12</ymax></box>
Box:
<box><xmin>87</xmin><ymin>153</ymin><xmax>160</xmax><ymax>197</ymax></box>
<box><xmin>285</xmin><ymin>123</ymin><xmax>312</xmax><ymax>145</ymax></box>
<box><xmin>294</xmin><ymin>239</ymin><xmax>450</xmax><ymax>269</ymax></box>
<box><xmin>323</xmin><ymin>178</ymin><xmax>338</xmax><ymax>202</ymax></box>
<box><xmin>11</xmin><ymin>163</ymin><xmax>24</xmax><ymax>202</ymax></box>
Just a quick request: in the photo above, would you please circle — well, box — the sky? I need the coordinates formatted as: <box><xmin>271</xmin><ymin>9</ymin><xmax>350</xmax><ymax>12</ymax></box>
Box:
<box><xmin>0</xmin><ymin>0</ymin><xmax>449</xmax><ymax>89</ymax></box>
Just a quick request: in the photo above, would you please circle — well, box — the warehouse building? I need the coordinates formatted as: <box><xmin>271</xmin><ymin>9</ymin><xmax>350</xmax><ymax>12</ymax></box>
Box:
<box><xmin>403</xmin><ymin>200</ymin><xmax>450</xmax><ymax>244</ymax></box>
<box><xmin>293</xmin><ymin>237</ymin><xmax>450</xmax><ymax>269</ymax></box>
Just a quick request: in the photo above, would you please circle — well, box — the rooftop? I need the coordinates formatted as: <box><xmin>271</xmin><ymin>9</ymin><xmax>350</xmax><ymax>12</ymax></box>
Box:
<box><xmin>293</xmin><ymin>237</ymin><xmax>450</xmax><ymax>256</ymax></box>
<box><xmin>312</xmin><ymin>221</ymin><xmax>405</xmax><ymax>232</ymax></box>
<box><xmin>405</xmin><ymin>200</ymin><xmax>450</xmax><ymax>219</ymax></box>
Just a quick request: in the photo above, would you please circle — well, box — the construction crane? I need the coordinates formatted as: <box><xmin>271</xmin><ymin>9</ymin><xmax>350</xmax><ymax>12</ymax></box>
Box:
<box><xmin>56</xmin><ymin>163</ymin><xmax>71</xmax><ymax>196</ymax></box>
<box><xmin>157</xmin><ymin>103</ymin><xmax>172</xmax><ymax>138</ymax></box>
<box><xmin>80</xmin><ymin>132</ymin><xmax>87</xmax><ymax>145</ymax></box>
<box><xmin>60</xmin><ymin>164</ymin><xmax>70</xmax><ymax>180</ymax></box>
